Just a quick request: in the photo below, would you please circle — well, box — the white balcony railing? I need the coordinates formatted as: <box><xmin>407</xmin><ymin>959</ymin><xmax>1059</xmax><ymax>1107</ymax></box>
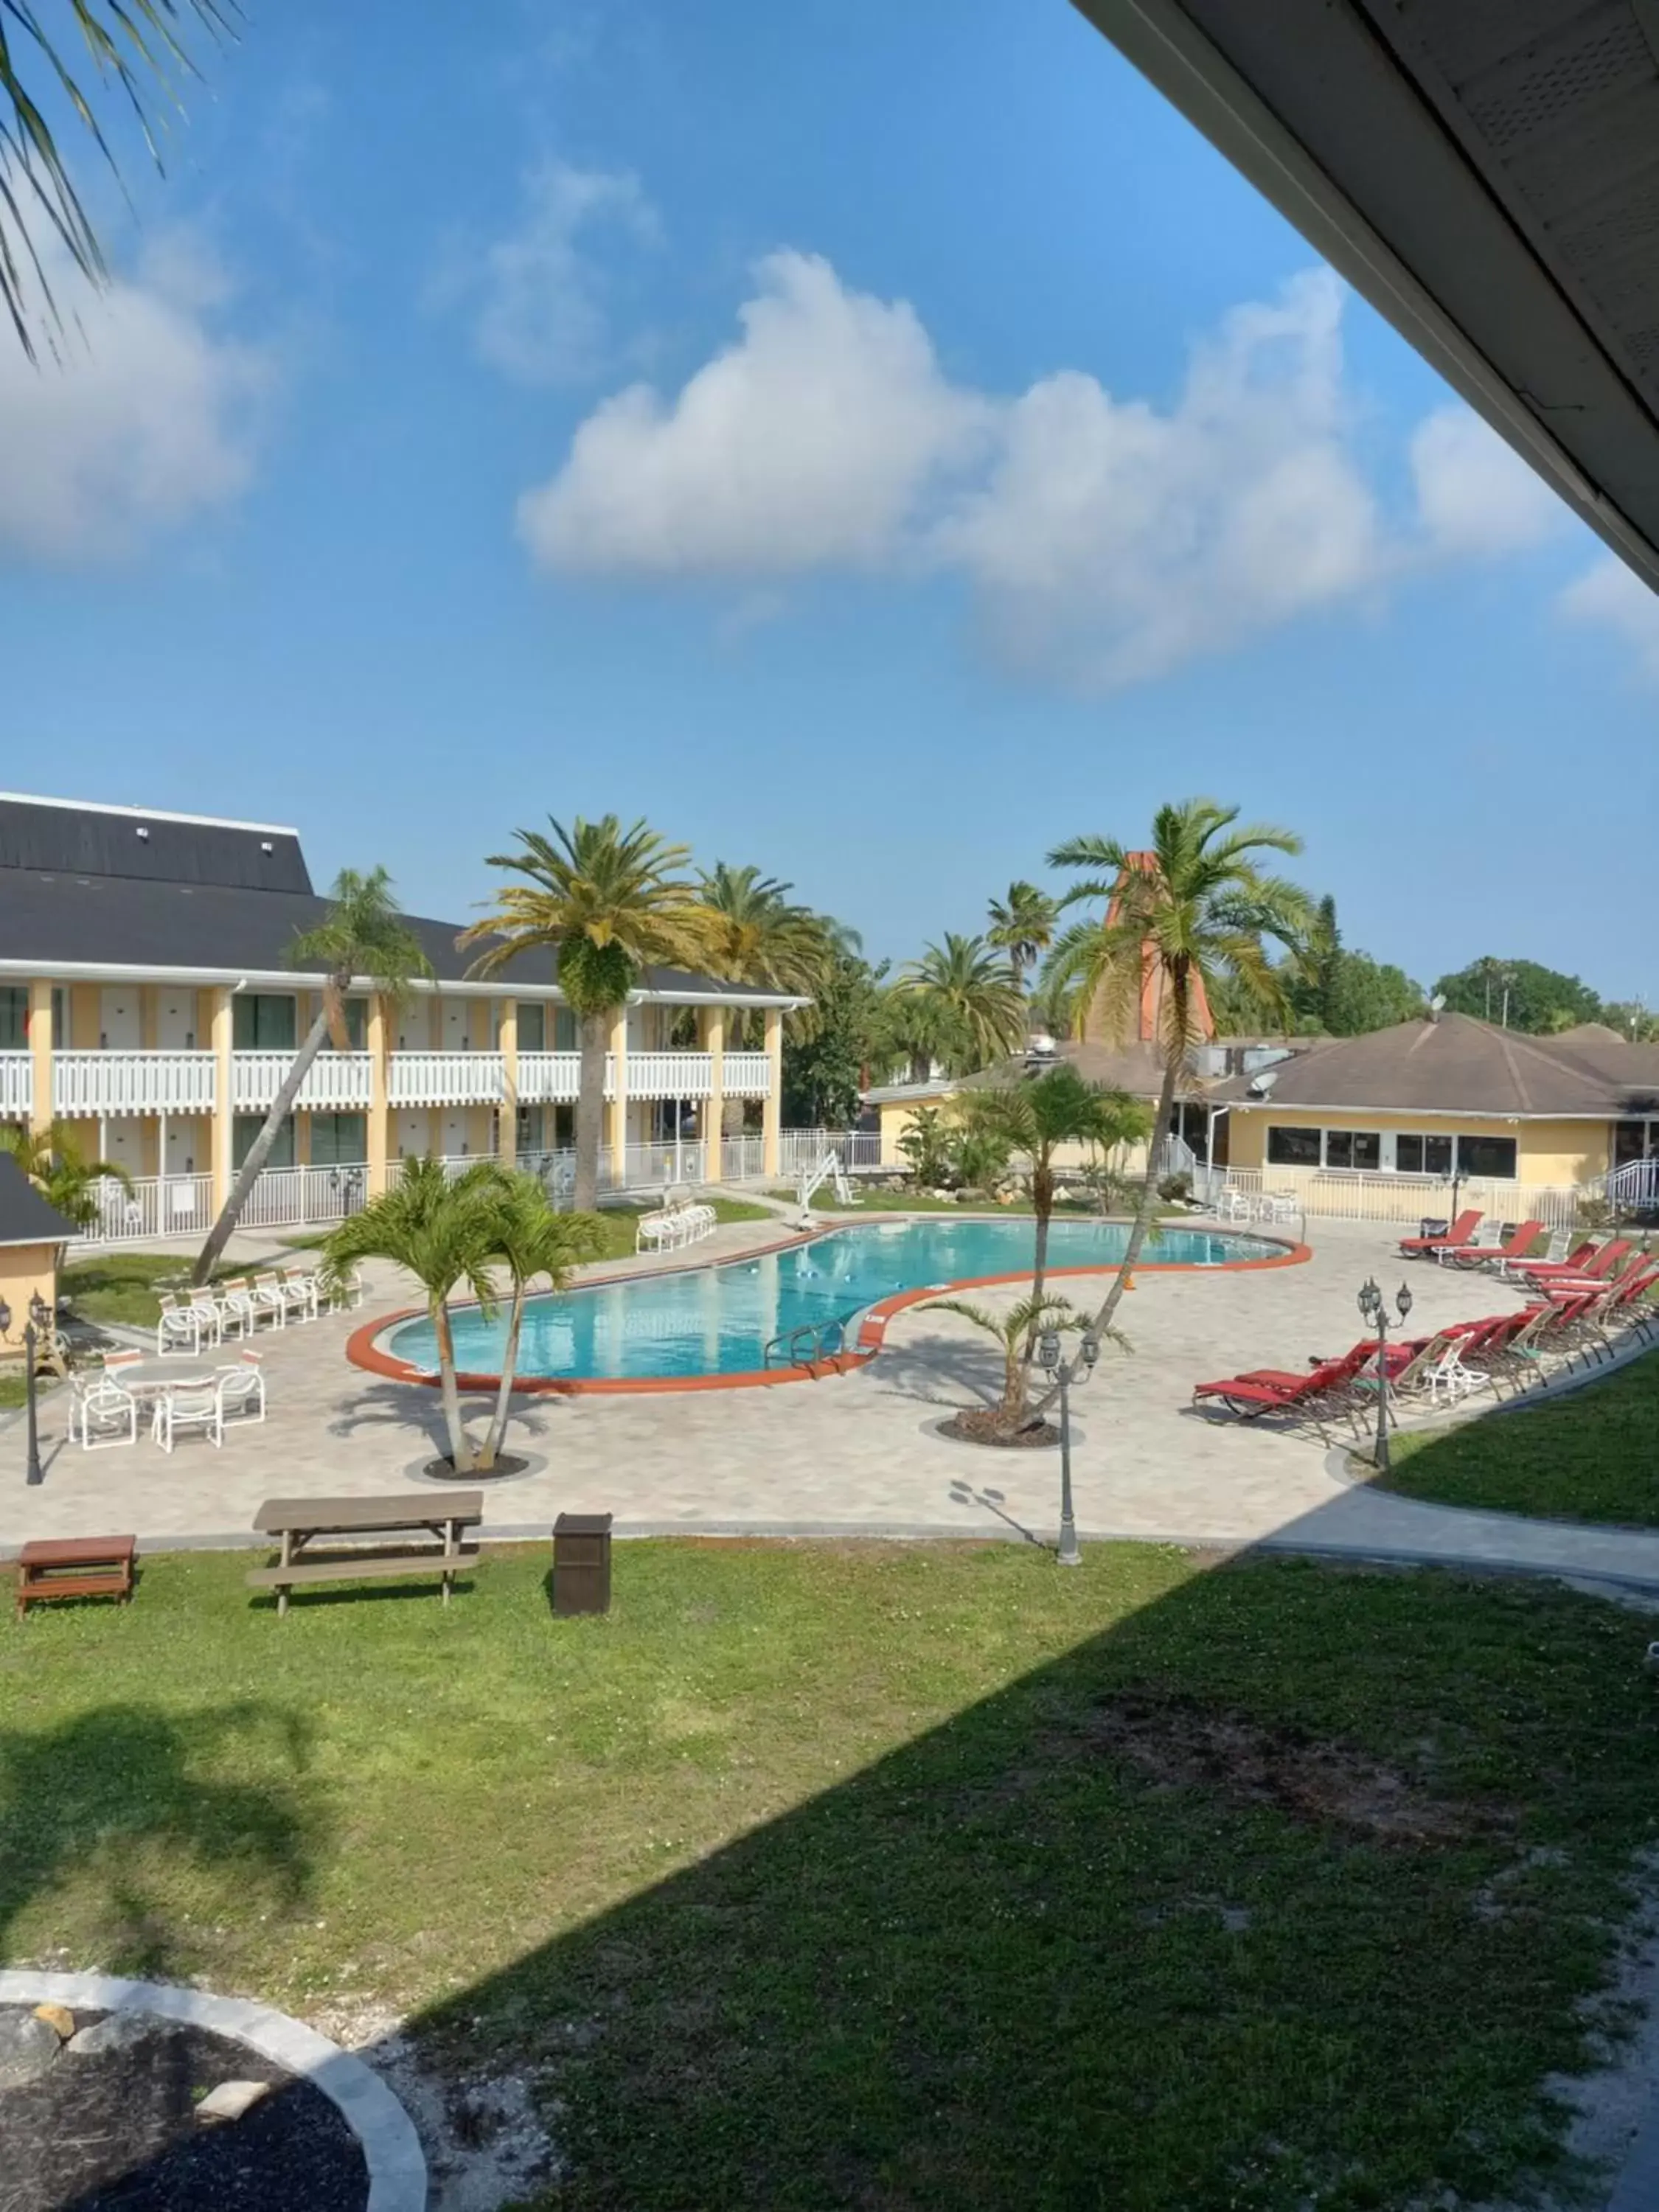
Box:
<box><xmin>724</xmin><ymin>1051</ymin><xmax>773</xmax><ymax>1098</ymax></box>
<box><xmin>514</xmin><ymin>1051</ymin><xmax>582</xmax><ymax>1104</ymax></box>
<box><xmin>53</xmin><ymin>1050</ymin><xmax>218</xmax><ymax>1119</ymax></box>
<box><xmin>389</xmin><ymin>1051</ymin><xmax>507</xmax><ymax>1108</ymax></box>
<box><xmin>233</xmin><ymin>1051</ymin><xmax>374</xmax><ymax>1113</ymax></box>
<box><xmin>627</xmin><ymin>1051</ymin><xmax>715</xmax><ymax>1099</ymax></box>
<box><xmin>0</xmin><ymin>1053</ymin><xmax>33</xmax><ymax>1118</ymax></box>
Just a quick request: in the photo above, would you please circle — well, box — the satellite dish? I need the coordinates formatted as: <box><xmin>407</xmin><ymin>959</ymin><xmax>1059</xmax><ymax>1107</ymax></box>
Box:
<box><xmin>1248</xmin><ymin>1068</ymin><xmax>1279</xmax><ymax>1098</ymax></box>
<box><xmin>1430</xmin><ymin>994</ymin><xmax>1446</xmax><ymax>1012</ymax></box>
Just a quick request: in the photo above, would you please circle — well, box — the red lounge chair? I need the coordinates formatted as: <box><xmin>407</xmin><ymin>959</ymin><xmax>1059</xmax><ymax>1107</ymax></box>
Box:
<box><xmin>1399</xmin><ymin>1210</ymin><xmax>1482</xmax><ymax>1258</ymax></box>
<box><xmin>1441</xmin><ymin>1220</ymin><xmax>1544</xmax><ymax>1270</ymax></box>
<box><xmin>1192</xmin><ymin>1345</ymin><xmax>1373</xmax><ymax>1427</ymax></box>
<box><xmin>1516</xmin><ymin>1239</ymin><xmax>1632</xmax><ymax>1287</ymax></box>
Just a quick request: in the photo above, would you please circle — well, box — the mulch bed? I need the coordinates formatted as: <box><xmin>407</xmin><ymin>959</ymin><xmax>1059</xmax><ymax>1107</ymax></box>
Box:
<box><xmin>939</xmin><ymin>1408</ymin><xmax>1061</xmax><ymax>1447</ymax></box>
<box><xmin>0</xmin><ymin>2007</ymin><xmax>368</xmax><ymax>2212</ymax></box>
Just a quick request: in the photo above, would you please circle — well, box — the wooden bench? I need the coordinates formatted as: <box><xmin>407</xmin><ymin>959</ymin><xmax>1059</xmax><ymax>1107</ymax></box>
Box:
<box><xmin>248</xmin><ymin>1491</ymin><xmax>484</xmax><ymax>1616</ymax></box>
<box><xmin>15</xmin><ymin>1535</ymin><xmax>136</xmax><ymax>1618</ymax></box>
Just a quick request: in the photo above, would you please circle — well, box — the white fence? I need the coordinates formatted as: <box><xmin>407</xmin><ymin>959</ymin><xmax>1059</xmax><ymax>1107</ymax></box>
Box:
<box><xmin>80</xmin><ymin>1172</ymin><xmax>215</xmax><ymax>1246</ymax></box>
<box><xmin>724</xmin><ymin>1051</ymin><xmax>773</xmax><ymax>1099</ymax></box>
<box><xmin>0</xmin><ymin>1054</ymin><xmax>32</xmax><ymax>1117</ymax></box>
<box><xmin>627</xmin><ymin>1051</ymin><xmax>715</xmax><ymax>1099</ymax></box>
<box><xmin>515</xmin><ymin>1052</ymin><xmax>582</xmax><ymax>1104</ymax></box>
<box><xmin>235</xmin><ymin>1163</ymin><xmax>372</xmax><ymax>1231</ymax></box>
<box><xmin>55</xmin><ymin>1051</ymin><xmax>218</xmax><ymax>1118</ymax></box>
<box><xmin>232</xmin><ymin>1052</ymin><xmax>374</xmax><ymax>1113</ymax></box>
<box><xmin>1197</xmin><ymin>1164</ymin><xmax>1585</xmax><ymax>1234</ymax></box>
<box><xmin>389</xmin><ymin>1051</ymin><xmax>507</xmax><ymax>1108</ymax></box>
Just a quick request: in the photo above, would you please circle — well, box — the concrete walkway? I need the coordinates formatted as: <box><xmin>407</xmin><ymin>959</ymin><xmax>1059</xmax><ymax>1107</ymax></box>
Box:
<box><xmin>4</xmin><ymin>1216</ymin><xmax>1656</xmax><ymax>1590</ymax></box>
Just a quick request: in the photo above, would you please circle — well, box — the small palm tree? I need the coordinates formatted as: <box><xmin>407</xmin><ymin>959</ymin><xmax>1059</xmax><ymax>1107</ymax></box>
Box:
<box><xmin>894</xmin><ymin>933</ymin><xmax>1026</xmax><ymax>1077</ymax></box>
<box><xmin>922</xmin><ymin>1290</ymin><xmax>1122</xmax><ymax>1433</ymax></box>
<box><xmin>318</xmin><ymin>1159</ymin><xmax>505</xmax><ymax>1475</ymax></box>
<box><xmin>698</xmin><ymin>862</ymin><xmax>841</xmax><ymax>1044</ymax></box>
<box><xmin>0</xmin><ymin>1120</ymin><xmax>131</xmax><ymax>1229</ymax></box>
<box><xmin>462</xmin><ymin>817</ymin><xmax>720</xmax><ymax>1213</ymax></box>
<box><xmin>476</xmin><ymin>1177</ymin><xmax>605</xmax><ymax>1468</ymax></box>
<box><xmin>955</xmin><ymin>1066</ymin><xmax>1149</xmax><ymax>1307</ymax></box>
<box><xmin>987</xmin><ymin>882</ymin><xmax>1057</xmax><ymax>995</ymax></box>
<box><xmin>1</xmin><ymin>2</ymin><xmax>234</xmax><ymax>358</ymax></box>
<box><xmin>192</xmin><ymin>868</ymin><xmax>432</xmax><ymax>1284</ymax></box>
<box><xmin>1047</xmin><ymin>799</ymin><xmax>1311</xmax><ymax>1340</ymax></box>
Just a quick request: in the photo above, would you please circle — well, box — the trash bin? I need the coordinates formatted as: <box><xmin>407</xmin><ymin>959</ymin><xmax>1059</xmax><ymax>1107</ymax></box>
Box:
<box><xmin>552</xmin><ymin>1512</ymin><xmax>612</xmax><ymax>1616</ymax></box>
<box><xmin>1419</xmin><ymin>1218</ymin><xmax>1449</xmax><ymax>1242</ymax></box>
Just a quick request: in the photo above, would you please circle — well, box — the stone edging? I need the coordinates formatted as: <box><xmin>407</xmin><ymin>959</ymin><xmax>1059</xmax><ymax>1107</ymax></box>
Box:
<box><xmin>0</xmin><ymin>1969</ymin><xmax>425</xmax><ymax>2211</ymax></box>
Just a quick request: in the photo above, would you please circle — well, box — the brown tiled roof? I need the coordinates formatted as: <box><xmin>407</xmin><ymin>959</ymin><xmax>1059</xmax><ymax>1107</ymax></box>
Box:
<box><xmin>1208</xmin><ymin>1012</ymin><xmax>1659</xmax><ymax>1118</ymax></box>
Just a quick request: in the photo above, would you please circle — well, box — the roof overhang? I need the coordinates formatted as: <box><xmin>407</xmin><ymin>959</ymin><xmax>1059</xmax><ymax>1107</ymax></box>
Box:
<box><xmin>1071</xmin><ymin>0</ymin><xmax>1659</xmax><ymax>594</ymax></box>
<box><xmin>0</xmin><ymin>959</ymin><xmax>804</xmax><ymax>1007</ymax></box>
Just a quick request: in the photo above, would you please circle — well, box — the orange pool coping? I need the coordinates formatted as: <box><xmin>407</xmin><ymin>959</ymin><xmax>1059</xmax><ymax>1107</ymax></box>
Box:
<box><xmin>345</xmin><ymin>1220</ymin><xmax>1311</xmax><ymax>1397</ymax></box>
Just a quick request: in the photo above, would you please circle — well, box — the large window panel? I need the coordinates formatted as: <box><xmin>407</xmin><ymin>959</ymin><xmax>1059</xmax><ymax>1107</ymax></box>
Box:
<box><xmin>310</xmin><ymin>1112</ymin><xmax>366</xmax><ymax>1166</ymax></box>
<box><xmin>232</xmin><ymin>993</ymin><xmax>297</xmax><ymax>1052</ymax></box>
<box><xmin>1324</xmin><ymin>1130</ymin><xmax>1381</xmax><ymax>1171</ymax></box>
<box><xmin>0</xmin><ymin>987</ymin><xmax>25</xmax><ymax>1051</ymax></box>
<box><xmin>1267</xmin><ymin>1126</ymin><xmax>1321</xmax><ymax>1167</ymax></box>
<box><xmin>1396</xmin><ymin>1133</ymin><xmax>1455</xmax><ymax>1176</ymax></box>
<box><xmin>1456</xmin><ymin>1133</ymin><xmax>1518</xmax><ymax>1180</ymax></box>
<box><xmin>518</xmin><ymin>1003</ymin><xmax>546</xmax><ymax>1052</ymax></box>
<box><xmin>233</xmin><ymin>1114</ymin><xmax>295</xmax><ymax>1169</ymax></box>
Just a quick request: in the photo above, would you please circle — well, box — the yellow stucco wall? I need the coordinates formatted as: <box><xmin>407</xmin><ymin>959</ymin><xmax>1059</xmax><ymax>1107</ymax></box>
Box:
<box><xmin>877</xmin><ymin>1094</ymin><xmax>1151</xmax><ymax>1178</ymax></box>
<box><xmin>0</xmin><ymin>1242</ymin><xmax>60</xmax><ymax>1335</ymax></box>
<box><xmin>1228</xmin><ymin>1107</ymin><xmax>1613</xmax><ymax>1184</ymax></box>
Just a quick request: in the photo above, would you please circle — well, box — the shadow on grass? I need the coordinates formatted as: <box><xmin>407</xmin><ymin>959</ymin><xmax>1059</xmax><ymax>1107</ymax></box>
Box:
<box><xmin>0</xmin><ymin>1704</ymin><xmax>321</xmax><ymax>1977</ymax></box>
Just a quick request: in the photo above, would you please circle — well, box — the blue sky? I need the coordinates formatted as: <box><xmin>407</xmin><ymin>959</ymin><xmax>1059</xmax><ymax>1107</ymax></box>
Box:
<box><xmin>2</xmin><ymin>0</ymin><xmax>1655</xmax><ymax>999</ymax></box>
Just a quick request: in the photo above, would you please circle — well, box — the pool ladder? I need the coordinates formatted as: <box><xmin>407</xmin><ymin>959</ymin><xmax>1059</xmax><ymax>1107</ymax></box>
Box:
<box><xmin>763</xmin><ymin>1311</ymin><xmax>858</xmax><ymax>1377</ymax></box>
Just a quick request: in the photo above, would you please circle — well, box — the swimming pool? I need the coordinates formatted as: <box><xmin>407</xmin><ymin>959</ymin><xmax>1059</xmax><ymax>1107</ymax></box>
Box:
<box><xmin>372</xmin><ymin>1215</ymin><xmax>1291</xmax><ymax>1388</ymax></box>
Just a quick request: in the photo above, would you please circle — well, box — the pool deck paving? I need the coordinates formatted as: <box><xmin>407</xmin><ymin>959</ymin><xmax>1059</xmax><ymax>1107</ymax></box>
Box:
<box><xmin>5</xmin><ymin>1212</ymin><xmax>1658</xmax><ymax>1590</ymax></box>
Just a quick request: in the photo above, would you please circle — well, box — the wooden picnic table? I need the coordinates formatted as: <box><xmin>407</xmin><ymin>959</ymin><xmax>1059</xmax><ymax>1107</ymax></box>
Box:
<box><xmin>248</xmin><ymin>1490</ymin><xmax>483</xmax><ymax>1616</ymax></box>
<box><xmin>15</xmin><ymin>1535</ymin><xmax>136</xmax><ymax>1617</ymax></box>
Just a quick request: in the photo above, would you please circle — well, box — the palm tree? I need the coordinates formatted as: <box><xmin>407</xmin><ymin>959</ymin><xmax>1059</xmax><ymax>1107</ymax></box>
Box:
<box><xmin>462</xmin><ymin>817</ymin><xmax>720</xmax><ymax>1213</ymax></box>
<box><xmin>1</xmin><ymin>2</ymin><xmax>234</xmax><ymax>359</ymax></box>
<box><xmin>192</xmin><ymin>868</ymin><xmax>432</xmax><ymax>1284</ymax></box>
<box><xmin>920</xmin><ymin>1290</ymin><xmax>1113</xmax><ymax>1433</ymax></box>
<box><xmin>955</xmin><ymin>1066</ymin><xmax>1150</xmax><ymax>1315</ymax></box>
<box><xmin>0</xmin><ymin>1120</ymin><xmax>131</xmax><ymax>1229</ymax></box>
<box><xmin>987</xmin><ymin>882</ymin><xmax>1057</xmax><ymax>995</ymax></box>
<box><xmin>317</xmin><ymin>1159</ymin><xmax>505</xmax><ymax>1475</ymax></box>
<box><xmin>477</xmin><ymin>1177</ymin><xmax>605</xmax><ymax>1469</ymax></box>
<box><xmin>1047</xmin><ymin>799</ymin><xmax>1311</xmax><ymax>1341</ymax></box>
<box><xmin>894</xmin><ymin>934</ymin><xmax>1026</xmax><ymax>1077</ymax></box>
<box><xmin>698</xmin><ymin>863</ymin><xmax>838</xmax><ymax>1042</ymax></box>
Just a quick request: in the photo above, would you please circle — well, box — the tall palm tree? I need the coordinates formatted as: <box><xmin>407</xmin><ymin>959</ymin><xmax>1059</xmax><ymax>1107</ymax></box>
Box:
<box><xmin>987</xmin><ymin>881</ymin><xmax>1057</xmax><ymax>995</ymax></box>
<box><xmin>192</xmin><ymin>867</ymin><xmax>433</xmax><ymax>1284</ymax></box>
<box><xmin>894</xmin><ymin>933</ymin><xmax>1026</xmax><ymax>1077</ymax></box>
<box><xmin>318</xmin><ymin>1159</ymin><xmax>504</xmax><ymax>1475</ymax></box>
<box><xmin>477</xmin><ymin>1177</ymin><xmax>605</xmax><ymax>1469</ymax></box>
<box><xmin>1</xmin><ymin>1</ymin><xmax>234</xmax><ymax>358</ymax></box>
<box><xmin>1047</xmin><ymin>799</ymin><xmax>1311</xmax><ymax>1340</ymax></box>
<box><xmin>0</xmin><ymin>1119</ymin><xmax>131</xmax><ymax>1229</ymax></box>
<box><xmin>462</xmin><ymin>817</ymin><xmax>720</xmax><ymax>1212</ymax></box>
<box><xmin>698</xmin><ymin>862</ymin><xmax>838</xmax><ymax>1042</ymax></box>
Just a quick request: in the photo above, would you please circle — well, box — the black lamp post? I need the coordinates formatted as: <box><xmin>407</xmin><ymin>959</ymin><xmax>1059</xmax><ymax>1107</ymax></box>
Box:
<box><xmin>1037</xmin><ymin>1325</ymin><xmax>1099</xmax><ymax>1568</ymax></box>
<box><xmin>1357</xmin><ymin>1276</ymin><xmax>1413</xmax><ymax>1471</ymax></box>
<box><xmin>0</xmin><ymin>1295</ymin><xmax>46</xmax><ymax>1486</ymax></box>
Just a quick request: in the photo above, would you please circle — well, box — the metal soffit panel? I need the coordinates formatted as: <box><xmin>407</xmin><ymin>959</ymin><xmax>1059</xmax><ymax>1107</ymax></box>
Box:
<box><xmin>1070</xmin><ymin>0</ymin><xmax>1659</xmax><ymax>591</ymax></box>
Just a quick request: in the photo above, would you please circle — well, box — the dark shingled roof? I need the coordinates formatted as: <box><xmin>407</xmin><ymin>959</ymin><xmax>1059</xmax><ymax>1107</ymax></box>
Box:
<box><xmin>0</xmin><ymin>867</ymin><xmax>777</xmax><ymax>999</ymax></box>
<box><xmin>1208</xmin><ymin>1012</ymin><xmax>1659</xmax><ymax>1119</ymax></box>
<box><xmin>0</xmin><ymin>1154</ymin><xmax>76</xmax><ymax>1248</ymax></box>
<box><xmin>0</xmin><ymin>797</ymin><xmax>310</xmax><ymax>894</ymax></box>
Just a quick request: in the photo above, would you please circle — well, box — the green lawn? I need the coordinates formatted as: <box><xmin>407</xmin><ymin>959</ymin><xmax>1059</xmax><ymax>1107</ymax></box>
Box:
<box><xmin>5</xmin><ymin>1542</ymin><xmax>1658</xmax><ymax>2208</ymax></box>
<box><xmin>59</xmin><ymin>1251</ymin><xmax>246</xmax><ymax>1329</ymax></box>
<box><xmin>1383</xmin><ymin>1344</ymin><xmax>1659</xmax><ymax>1525</ymax></box>
<box><xmin>0</xmin><ymin>1373</ymin><xmax>27</xmax><ymax>1410</ymax></box>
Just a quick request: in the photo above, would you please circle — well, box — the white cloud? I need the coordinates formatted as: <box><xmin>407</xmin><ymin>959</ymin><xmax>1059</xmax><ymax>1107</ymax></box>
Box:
<box><xmin>1409</xmin><ymin>405</ymin><xmax>1560</xmax><ymax>557</ymax></box>
<box><xmin>1557</xmin><ymin>554</ymin><xmax>1659</xmax><ymax>679</ymax></box>
<box><xmin>518</xmin><ymin>249</ymin><xmax>992</xmax><ymax>572</ymax></box>
<box><xmin>448</xmin><ymin>161</ymin><xmax>658</xmax><ymax>386</ymax></box>
<box><xmin>518</xmin><ymin>253</ymin><xmax>1571</xmax><ymax>687</ymax></box>
<box><xmin>0</xmin><ymin>232</ymin><xmax>268</xmax><ymax>563</ymax></box>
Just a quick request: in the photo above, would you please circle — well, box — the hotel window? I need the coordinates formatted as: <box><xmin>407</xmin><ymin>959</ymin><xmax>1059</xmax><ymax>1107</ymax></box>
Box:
<box><xmin>1395</xmin><ymin>1133</ymin><xmax>1455</xmax><ymax>1176</ymax></box>
<box><xmin>338</xmin><ymin>998</ymin><xmax>367</xmax><ymax>1051</ymax></box>
<box><xmin>1324</xmin><ymin>1130</ymin><xmax>1382</xmax><ymax>1171</ymax></box>
<box><xmin>232</xmin><ymin>993</ymin><xmax>297</xmax><ymax>1051</ymax></box>
<box><xmin>310</xmin><ymin>1113</ymin><xmax>367</xmax><ymax>1166</ymax></box>
<box><xmin>1455</xmin><ymin>1133</ymin><xmax>1518</xmax><ymax>1180</ymax></box>
<box><xmin>1266</xmin><ymin>1126</ymin><xmax>1321</xmax><ymax>1167</ymax></box>
<box><xmin>232</xmin><ymin>1114</ymin><xmax>295</xmax><ymax>1169</ymax></box>
<box><xmin>553</xmin><ymin>1007</ymin><xmax>577</xmax><ymax>1051</ymax></box>
<box><xmin>0</xmin><ymin>987</ymin><xmax>25</xmax><ymax>1051</ymax></box>
<box><xmin>518</xmin><ymin>1003</ymin><xmax>546</xmax><ymax>1052</ymax></box>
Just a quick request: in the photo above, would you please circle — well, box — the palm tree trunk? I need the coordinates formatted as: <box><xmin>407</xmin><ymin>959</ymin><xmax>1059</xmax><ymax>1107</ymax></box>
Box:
<box><xmin>191</xmin><ymin>1004</ymin><xmax>332</xmax><ymax>1284</ymax></box>
<box><xmin>574</xmin><ymin>1009</ymin><xmax>610</xmax><ymax>1213</ymax></box>
<box><xmin>1006</xmin><ymin>1159</ymin><xmax>1056</xmax><ymax>1430</ymax></box>
<box><xmin>482</xmin><ymin>1278</ymin><xmax>527</xmax><ymax>1468</ymax></box>
<box><xmin>432</xmin><ymin>1298</ymin><xmax>474</xmax><ymax>1472</ymax></box>
<box><xmin>1088</xmin><ymin>1039</ymin><xmax>1181</xmax><ymax>1343</ymax></box>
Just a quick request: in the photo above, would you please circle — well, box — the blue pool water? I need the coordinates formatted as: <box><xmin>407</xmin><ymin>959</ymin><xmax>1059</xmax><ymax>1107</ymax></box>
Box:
<box><xmin>384</xmin><ymin>1216</ymin><xmax>1282</xmax><ymax>1384</ymax></box>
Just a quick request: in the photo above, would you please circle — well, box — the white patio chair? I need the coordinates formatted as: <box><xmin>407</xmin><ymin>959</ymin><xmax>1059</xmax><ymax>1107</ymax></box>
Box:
<box><xmin>327</xmin><ymin>1265</ymin><xmax>366</xmax><ymax>1313</ymax></box>
<box><xmin>156</xmin><ymin>1293</ymin><xmax>206</xmax><ymax>1357</ymax></box>
<box><xmin>72</xmin><ymin>1373</ymin><xmax>139</xmax><ymax>1451</ymax></box>
<box><xmin>187</xmin><ymin>1291</ymin><xmax>224</xmax><ymax>1347</ymax></box>
<box><xmin>153</xmin><ymin>1380</ymin><xmax>223</xmax><ymax>1453</ymax></box>
<box><xmin>279</xmin><ymin>1268</ymin><xmax>321</xmax><ymax>1323</ymax></box>
<box><xmin>249</xmin><ymin>1274</ymin><xmax>289</xmax><ymax>1329</ymax></box>
<box><xmin>636</xmin><ymin>1209</ymin><xmax>677</xmax><ymax>1253</ymax></box>
<box><xmin>215</xmin><ymin>1352</ymin><xmax>265</xmax><ymax>1427</ymax></box>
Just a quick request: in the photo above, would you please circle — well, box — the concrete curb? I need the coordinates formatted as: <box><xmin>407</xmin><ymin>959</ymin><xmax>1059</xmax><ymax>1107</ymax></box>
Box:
<box><xmin>0</xmin><ymin>1969</ymin><xmax>425</xmax><ymax>2211</ymax></box>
